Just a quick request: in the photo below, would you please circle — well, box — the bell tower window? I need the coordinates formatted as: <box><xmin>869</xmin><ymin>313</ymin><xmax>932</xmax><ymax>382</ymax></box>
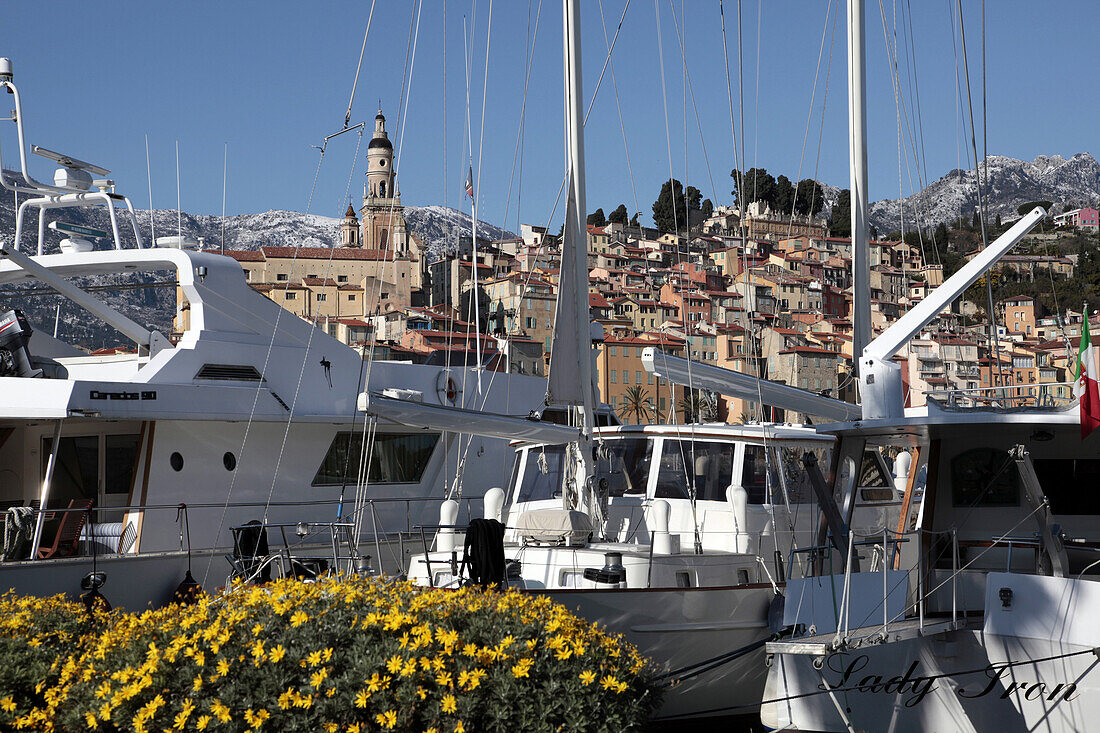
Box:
<box><xmin>379</xmin><ymin>181</ymin><xmax>386</xmax><ymax>198</ymax></box>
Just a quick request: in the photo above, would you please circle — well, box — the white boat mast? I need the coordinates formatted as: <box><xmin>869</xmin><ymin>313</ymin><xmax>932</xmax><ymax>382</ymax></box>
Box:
<box><xmin>848</xmin><ymin>0</ymin><xmax>871</xmax><ymax>359</ymax></box>
<box><xmin>562</xmin><ymin>0</ymin><xmax>596</xmax><ymax>440</ymax></box>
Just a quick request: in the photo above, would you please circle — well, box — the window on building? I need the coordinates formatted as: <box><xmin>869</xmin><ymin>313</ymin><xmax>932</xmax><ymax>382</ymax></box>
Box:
<box><xmin>337</xmin><ymin>275</ymin><xmax>348</xmax><ymax>283</ymax></box>
<box><xmin>316</xmin><ymin>293</ymin><xmax>327</xmax><ymax>301</ymax></box>
<box><xmin>276</xmin><ymin>273</ymin><xmax>288</xmax><ymax>282</ymax></box>
<box><xmin>285</xmin><ymin>292</ymin><xmax>297</xmax><ymax>301</ymax></box>
<box><xmin>347</xmin><ymin>294</ymin><xmax>356</xmax><ymax>301</ymax></box>
<box><xmin>610</xmin><ymin>370</ymin><xmax>617</xmax><ymax>383</ymax></box>
<box><xmin>622</xmin><ymin>370</ymin><xmax>630</xmax><ymax>384</ymax></box>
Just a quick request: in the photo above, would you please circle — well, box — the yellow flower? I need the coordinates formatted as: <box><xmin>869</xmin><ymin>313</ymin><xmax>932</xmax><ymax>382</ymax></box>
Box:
<box><xmin>251</xmin><ymin>623</ymin><xmax>264</xmax><ymax>636</ymax></box>
<box><xmin>210</xmin><ymin>700</ymin><xmax>231</xmax><ymax>723</ymax></box>
<box><xmin>461</xmin><ymin>643</ymin><xmax>478</xmax><ymax>657</ymax></box>
<box><xmin>216</xmin><ymin>659</ymin><xmax>230</xmax><ymax>677</ymax></box>
<box><xmin>85</xmin><ymin>712</ymin><xmax>98</xmax><ymax>729</ymax></box>
<box><xmin>401</xmin><ymin>658</ymin><xmax>418</xmax><ymax>678</ymax></box>
<box><xmin>441</xmin><ymin>694</ymin><xmax>457</xmax><ymax>713</ymax></box>
<box><xmin>310</xmin><ymin>668</ymin><xmax>329</xmax><ymax>688</ymax></box>
<box><xmin>354</xmin><ymin>690</ymin><xmax>370</xmax><ymax>708</ymax></box>
<box><xmin>511</xmin><ymin>658</ymin><xmax>533</xmax><ymax>679</ymax></box>
<box><xmin>436</xmin><ymin>671</ymin><xmax>453</xmax><ymax>688</ymax></box>
<box><xmin>192</xmin><ymin>675</ymin><xmax>204</xmax><ymax>692</ymax></box>
<box><xmin>600</xmin><ymin>675</ymin><xmax>621</xmax><ymax>691</ymax></box>
<box><xmin>269</xmin><ymin>645</ymin><xmax>286</xmax><ymax>663</ymax></box>
<box><xmin>290</xmin><ymin>610</ymin><xmax>309</xmax><ymax>627</ymax></box>
<box><xmin>375</xmin><ymin>710</ymin><xmax>397</xmax><ymax>729</ymax></box>
<box><xmin>385</xmin><ymin>655</ymin><xmax>403</xmax><ymax>674</ymax></box>
<box><xmin>555</xmin><ymin>647</ymin><xmax>573</xmax><ymax>661</ymax></box>
<box><xmin>322</xmin><ymin>647</ymin><xmax>333</xmax><ymax>662</ymax></box>
<box><xmin>278</xmin><ymin>690</ymin><xmax>294</xmax><ymax>710</ymax></box>
<box><xmin>579</xmin><ymin>670</ymin><xmax>596</xmax><ymax>685</ymax></box>
<box><xmin>455</xmin><ymin>721</ymin><xmax>465</xmax><ymax>733</ymax></box>
<box><xmin>348</xmin><ymin>725</ymin><xmax>361</xmax><ymax>733</ymax></box>
<box><xmin>307</xmin><ymin>650</ymin><xmax>324</xmax><ymax>667</ymax></box>
<box><xmin>1</xmin><ymin>696</ymin><xmax>15</xmax><ymax>713</ymax></box>
<box><xmin>195</xmin><ymin>715</ymin><xmax>212</xmax><ymax>731</ymax></box>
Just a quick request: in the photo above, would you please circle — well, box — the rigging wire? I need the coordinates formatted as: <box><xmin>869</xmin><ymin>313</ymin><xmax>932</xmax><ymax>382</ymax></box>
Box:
<box><xmin>956</xmin><ymin>0</ymin><xmax>1005</xmax><ymax>390</ymax></box>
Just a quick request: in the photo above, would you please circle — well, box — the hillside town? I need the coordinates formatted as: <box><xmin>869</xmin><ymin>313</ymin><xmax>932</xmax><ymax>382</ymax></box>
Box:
<box><xmin>175</xmin><ymin>110</ymin><xmax>1096</xmax><ymax>424</ymax></box>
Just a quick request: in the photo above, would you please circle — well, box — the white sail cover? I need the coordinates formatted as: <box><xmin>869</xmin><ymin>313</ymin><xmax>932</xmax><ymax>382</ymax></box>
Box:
<box><xmin>545</xmin><ymin>185</ymin><xmax>585</xmax><ymax>406</ymax></box>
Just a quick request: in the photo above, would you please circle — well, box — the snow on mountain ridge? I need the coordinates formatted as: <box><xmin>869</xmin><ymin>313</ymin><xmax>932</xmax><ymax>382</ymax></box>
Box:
<box><xmin>868</xmin><ymin>152</ymin><xmax>1100</xmax><ymax>232</ymax></box>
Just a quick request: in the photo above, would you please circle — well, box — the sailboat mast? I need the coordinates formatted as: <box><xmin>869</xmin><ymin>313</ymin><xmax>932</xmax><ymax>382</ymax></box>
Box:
<box><xmin>848</xmin><ymin>0</ymin><xmax>871</xmax><ymax>359</ymax></box>
<box><xmin>563</xmin><ymin>0</ymin><xmax>596</xmax><ymax>438</ymax></box>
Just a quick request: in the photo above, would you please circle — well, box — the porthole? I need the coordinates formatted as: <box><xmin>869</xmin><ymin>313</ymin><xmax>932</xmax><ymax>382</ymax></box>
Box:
<box><xmin>170</xmin><ymin>452</ymin><xmax>184</xmax><ymax>472</ymax></box>
<box><xmin>223</xmin><ymin>452</ymin><xmax>237</xmax><ymax>471</ymax></box>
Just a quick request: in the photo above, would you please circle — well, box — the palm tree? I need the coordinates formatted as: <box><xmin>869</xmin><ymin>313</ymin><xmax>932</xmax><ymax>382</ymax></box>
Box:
<box><xmin>618</xmin><ymin>385</ymin><xmax>653</xmax><ymax>424</ymax></box>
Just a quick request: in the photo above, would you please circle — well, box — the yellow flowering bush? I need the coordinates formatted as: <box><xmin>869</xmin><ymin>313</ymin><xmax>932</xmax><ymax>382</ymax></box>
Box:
<box><xmin>0</xmin><ymin>577</ymin><xmax>661</xmax><ymax>731</ymax></box>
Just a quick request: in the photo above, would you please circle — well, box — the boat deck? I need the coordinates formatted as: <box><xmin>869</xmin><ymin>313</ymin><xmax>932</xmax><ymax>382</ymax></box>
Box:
<box><xmin>766</xmin><ymin>615</ymin><xmax>975</xmax><ymax>656</ymax></box>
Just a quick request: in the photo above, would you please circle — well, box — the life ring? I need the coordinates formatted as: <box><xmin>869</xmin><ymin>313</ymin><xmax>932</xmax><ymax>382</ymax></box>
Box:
<box><xmin>436</xmin><ymin>368</ymin><xmax>461</xmax><ymax>405</ymax></box>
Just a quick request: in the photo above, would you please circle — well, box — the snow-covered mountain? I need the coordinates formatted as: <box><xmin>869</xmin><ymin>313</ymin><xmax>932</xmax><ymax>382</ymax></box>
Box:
<box><xmin>867</xmin><ymin>153</ymin><xmax>1100</xmax><ymax>232</ymax></box>
<box><xmin>0</xmin><ymin>190</ymin><xmax>513</xmax><ymax>349</ymax></box>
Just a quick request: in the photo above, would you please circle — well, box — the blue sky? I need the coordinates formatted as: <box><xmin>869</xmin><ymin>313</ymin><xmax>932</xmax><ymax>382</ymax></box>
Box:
<box><xmin>1</xmin><ymin>1</ymin><xmax>1095</xmax><ymax>232</ymax></box>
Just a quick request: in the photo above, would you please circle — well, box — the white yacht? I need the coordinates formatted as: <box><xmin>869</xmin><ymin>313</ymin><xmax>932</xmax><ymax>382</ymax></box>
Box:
<box><xmin>0</xmin><ymin>56</ymin><xmax>548</xmax><ymax>609</ymax></box>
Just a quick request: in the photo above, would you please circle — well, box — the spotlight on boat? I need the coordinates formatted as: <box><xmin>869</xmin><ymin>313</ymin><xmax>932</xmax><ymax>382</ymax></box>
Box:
<box><xmin>0</xmin><ymin>57</ymin><xmax>13</xmax><ymax>82</ymax></box>
<box><xmin>295</xmin><ymin>522</ymin><xmax>309</xmax><ymax>538</ymax></box>
<box><xmin>354</xmin><ymin>555</ymin><xmax>373</xmax><ymax>576</ymax></box>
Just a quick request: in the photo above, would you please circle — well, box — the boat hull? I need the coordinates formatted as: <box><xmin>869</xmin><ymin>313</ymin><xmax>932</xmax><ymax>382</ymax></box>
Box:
<box><xmin>541</xmin><ymin>584</ymin><xmax>776</xmax><ymax>721</ymax></box>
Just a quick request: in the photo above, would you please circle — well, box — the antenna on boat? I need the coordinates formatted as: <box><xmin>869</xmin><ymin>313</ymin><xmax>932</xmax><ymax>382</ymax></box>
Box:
<box><xmin>175</xmin><ymin>140</ymin><xmax>183</xmax><ymax>248</ymax></box>
<box><xmin>221</xmin><ymin>142</ymin><xmax>228</xmax><ymax>254</ymax></box>
<box><xmin>144</xmin><ymin>134</ymin><xmax>156</xmax><ymax>245</ymax></box>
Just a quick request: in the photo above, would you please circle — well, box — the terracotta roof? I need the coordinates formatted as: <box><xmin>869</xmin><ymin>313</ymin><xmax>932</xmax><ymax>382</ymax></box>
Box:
<box><xmin>261</xmin><ymin>246</ymin><xmax>392</xmax><ymax>261</ymax></box>
<box><xmin>220</xmin><ymin>250</ymin><xmax>264</xmax><ymax>262</ymax></box>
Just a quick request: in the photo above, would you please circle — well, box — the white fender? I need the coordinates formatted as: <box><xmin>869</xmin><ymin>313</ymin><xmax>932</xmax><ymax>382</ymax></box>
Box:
<box><xmin>651</xmin><ymin>499</ymin><xmax>672</xmax><ymax>555</ymax></box>
<box><xmin>437</xmin><ymin>499</ymin><xmax>459</xmax><ymax>553</ymax></box>
<box><xmin>727</xmin><ymin>484</ymin><xmax>749</xmax><ymax>554</ymax></box>
<box><xmin>483</xmin><ymin>487</ymin><xmax>505</xmax><ymax>523</ymax></box>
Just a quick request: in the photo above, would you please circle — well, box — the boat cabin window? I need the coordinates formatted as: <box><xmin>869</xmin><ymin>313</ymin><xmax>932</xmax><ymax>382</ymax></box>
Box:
<box><xmin>741</xmin><ymin>445</ymin><xmax>769</xmax><ymax>503</ymax></box>
<box><xmin>655</xmin><ymin>440</ymin><xmax>735</xmax><ymax>501</ymax></box>
<box><xmin>312</xmin><ymin>432</ymin><xmax>440</xmax><ymax>486</ymax></box>
<box><xmin>515</xmin><ymin>446</ymin><xmax>566</xmax><ymax>503</ymax></box>
<box><xmin>602</xmin><ymin>439</ymin><xmax>651</xmax><ymax>497</ymax></box>
<box><xmin>41</xmin><ymin>433</ymin><xmax>141</xmax><ymax>506</ymax></box>
<box><xmin>1033</xmin><ymin>459</ymin><xmax>1100</xmax><ymax>515</ymax></box>
<box><xmin>951</xmin><ymin>447</ymin><xmax>1020</xmax><ymax>507</ymax></box>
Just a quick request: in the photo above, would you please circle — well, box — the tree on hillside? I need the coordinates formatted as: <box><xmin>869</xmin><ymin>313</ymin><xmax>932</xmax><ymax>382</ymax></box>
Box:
<box><xmin>934</xmin><ymin>222</ymin><xmax>950</xmax><ymax>247</ymax></box>
<box><xmin>608</xmin><ymin>204</ymin><xmax>629</xmax><ymax>224</ymax></box>
<box><xmin>685</xmin><ymin>186</ymin><xmax>702</xmax><ymax>211</ymax></box>
<box><xmin>1017</xmin><ymin>201</ymin><xmax>1053</xmax><ymax>216</ymax></box>
<box><xmin>587</xmin><ymin>208</ymin><xmax>606</xmax><ymax>227</ymax></box>
<box><xmin>700</xmin><ymin>198</ymin><xmax>714</xmax><ymax>219</ymax></box>
<box><xmin>773</xmin><ymin>175</ymin><xmax>794</xmax><ymax>213</ymax></box>
<box><xmin>630</xmin><ymin>212</ymin><xmax>640</xmax><ymax>226</ymax></box>
<box><xmin>651</xmin><ymin>179</ymin><xmax>704</xmax><ymax>232</ymax></box>
<box><xmin>730</xmin><ymin>168</ymin><xmax>777</xmax><ymax>209</ymax></box>
<box><xmin>794</xmin><ymin>178</ymin><xmax>826</xmax><ymax>216</ymax></box>
<box><xmin>830</xmin><ymin>189</ymin><xmax>852</xmax><ymax>236</ymax></box>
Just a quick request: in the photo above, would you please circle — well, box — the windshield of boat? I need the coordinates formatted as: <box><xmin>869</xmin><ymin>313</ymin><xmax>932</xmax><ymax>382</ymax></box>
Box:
<box><xmin>601</xmin><ymin>438</ymin><xmax>652</xmax><ymax>497</ymax></box>
<box><xmin>515</xmin><ymin>446</ymin><xmax>566</xmax><ymax>503</ymax></box>
<box><xmin>654</xmin><ymin>439</ymin><xmax>736</xmax><ymax>502</ymax></box>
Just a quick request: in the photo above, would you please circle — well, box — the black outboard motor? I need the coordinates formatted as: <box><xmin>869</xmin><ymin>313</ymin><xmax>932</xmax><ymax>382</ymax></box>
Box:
<box><xmin>0</xmin><ymin>310</ymin><xmax>42</xmax><ymax>378</ymax></box>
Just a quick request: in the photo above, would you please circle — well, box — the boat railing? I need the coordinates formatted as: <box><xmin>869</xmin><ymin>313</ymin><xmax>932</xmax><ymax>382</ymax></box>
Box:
<box><xmin>927</xmin><ymin>382</ymin><xmax>1075</xmax><ymax>409</ymax></box>
<box><xmin>0</xmin><ymin>493</ymin><xmax>487</xmax><ymax>563</ymax></box>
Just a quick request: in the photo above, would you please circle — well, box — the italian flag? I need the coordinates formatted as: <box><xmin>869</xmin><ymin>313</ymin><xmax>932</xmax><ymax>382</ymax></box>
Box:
<box><xmin>1075</xmin><ymin>315</ymin><xmax>1100</xmax><ymax>439</ymax></box>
